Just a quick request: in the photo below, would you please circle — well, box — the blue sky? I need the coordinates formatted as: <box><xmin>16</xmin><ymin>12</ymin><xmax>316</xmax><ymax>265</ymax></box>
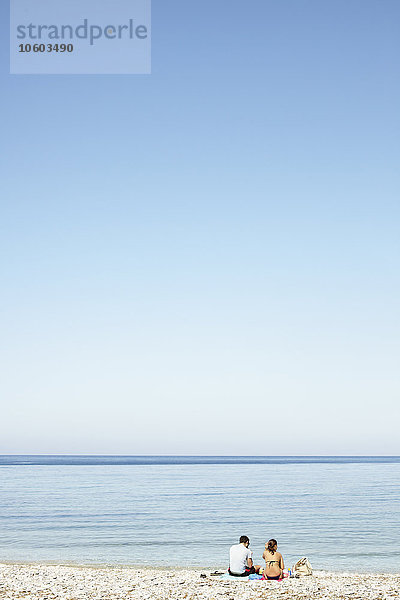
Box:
<box><xmin>1</xmin><ymin>0</ymin><xmax>399</xmax><ymax>454</ymax></box>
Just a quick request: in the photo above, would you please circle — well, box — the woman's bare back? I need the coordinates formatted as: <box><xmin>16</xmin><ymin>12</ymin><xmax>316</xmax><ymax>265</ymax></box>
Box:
<box><xmin>262</xmin><ymin>550</ymin><xmax>284</xmax><ymax>578</ymax></box>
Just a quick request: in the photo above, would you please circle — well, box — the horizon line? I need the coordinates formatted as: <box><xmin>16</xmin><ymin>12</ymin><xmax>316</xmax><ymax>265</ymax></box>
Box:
<box><xmin>1</xmin><ymin>453</ymin><xmax>399</xmax><ymax>457</ymax></box>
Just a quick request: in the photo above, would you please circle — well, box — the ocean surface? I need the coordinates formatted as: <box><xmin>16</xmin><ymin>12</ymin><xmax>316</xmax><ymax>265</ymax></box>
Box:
<box><xmin>1</xmin><ymin>456</ymin><xmax>399</xmax><ymax>573</ymax></box>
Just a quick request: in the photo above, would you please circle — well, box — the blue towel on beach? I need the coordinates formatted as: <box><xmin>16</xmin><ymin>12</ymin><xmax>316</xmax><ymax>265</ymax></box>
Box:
<box><xmin>219</xmin><ymin>573</ymin><xmax>264</xmax><ymax>582</ymax></box>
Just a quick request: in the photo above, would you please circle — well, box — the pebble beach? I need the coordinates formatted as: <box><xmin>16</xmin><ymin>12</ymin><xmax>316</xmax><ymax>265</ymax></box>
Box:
<box><xmin>1</xmin><ymin>563</ymin><xmax>399</xmax><ymax>600</ymax></box>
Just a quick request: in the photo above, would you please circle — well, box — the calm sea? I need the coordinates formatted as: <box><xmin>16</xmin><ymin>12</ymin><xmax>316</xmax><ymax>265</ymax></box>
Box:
<box><xmin>1</xmin><ymin>456</ymin><xmax>399</xmax><ymax>572</ymax></box>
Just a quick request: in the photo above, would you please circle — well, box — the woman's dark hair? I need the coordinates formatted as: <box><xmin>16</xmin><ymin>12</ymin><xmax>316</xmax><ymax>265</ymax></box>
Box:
<box><xmin>239</xmin><ymin>535</ymin><xmax>249</xmax><ymax>544</ymax></box>
<box><xmin>267</xmin><ymin>539</ymin><xmax>277</xmax><ymax>554</ymax></box>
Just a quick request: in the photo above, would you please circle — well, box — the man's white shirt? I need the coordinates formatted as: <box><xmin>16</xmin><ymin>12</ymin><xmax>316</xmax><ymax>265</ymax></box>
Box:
<box><xmin>229</xmin><ymin>543</ymin><xmax>252</xmax><ymax>574</ymax></box>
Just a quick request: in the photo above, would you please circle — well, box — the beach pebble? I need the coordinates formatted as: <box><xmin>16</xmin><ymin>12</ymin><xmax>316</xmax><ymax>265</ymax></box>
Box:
<box><xmin>0</xmin><ymin>564</ymin><xmax>399</xmax><ymax>600</ymax></box>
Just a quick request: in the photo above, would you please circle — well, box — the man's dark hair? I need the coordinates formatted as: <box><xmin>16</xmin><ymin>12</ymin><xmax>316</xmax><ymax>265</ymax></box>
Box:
<box><xmin>239</xmin><ymin>535</ymin><xmax>249</xmax><ymax>544</ymax></box>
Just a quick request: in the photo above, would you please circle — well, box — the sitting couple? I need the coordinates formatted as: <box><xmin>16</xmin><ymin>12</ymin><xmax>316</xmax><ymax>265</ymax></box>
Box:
<box><xmin>228</xmin><ymin>535</ymin><xmax>284</xmax><ymax>580</ymax></box>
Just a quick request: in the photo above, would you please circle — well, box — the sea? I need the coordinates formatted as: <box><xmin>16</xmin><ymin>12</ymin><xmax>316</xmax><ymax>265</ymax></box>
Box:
<box><xmin>1</xmin><ymin>456</ymin><xmax>399</xmax><ymax>573</ymax></box>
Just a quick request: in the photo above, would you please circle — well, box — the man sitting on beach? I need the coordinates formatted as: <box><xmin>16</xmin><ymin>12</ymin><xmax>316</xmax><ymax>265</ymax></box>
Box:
<box><xmin>228</xmin><ymin>535</ymin><xmax>260</xmax><ymax>576</ymax></box>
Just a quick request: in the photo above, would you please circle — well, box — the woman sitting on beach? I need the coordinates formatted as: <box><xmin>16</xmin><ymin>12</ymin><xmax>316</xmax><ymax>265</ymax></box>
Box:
<box><xmin>262</xmin><ymin>539</ymin><xmax>284</xmax><ymax>580</ymax></box>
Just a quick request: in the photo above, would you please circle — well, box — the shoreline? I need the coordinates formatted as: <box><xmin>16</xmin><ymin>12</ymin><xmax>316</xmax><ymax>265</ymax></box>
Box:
<box><xmin>0</xmin><ymin>559</ymin><xmax>397</xmax><ymax>575</ymax></box>
<box><xmin>1</xmin><ymin>563</ymin><xmax>399</xmax><ymax>600</ymax></box>
<box><xmin>1</xmin><ymin>559</ymin><xmax>399</xmax><ymax>575</ymax></box>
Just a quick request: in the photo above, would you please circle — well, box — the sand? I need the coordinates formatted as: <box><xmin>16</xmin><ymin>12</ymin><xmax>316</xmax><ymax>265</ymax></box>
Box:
<box><xmin>0</xmin><ymin>563</ymin><xmax>399</xmax><ymax>600</ymax></box>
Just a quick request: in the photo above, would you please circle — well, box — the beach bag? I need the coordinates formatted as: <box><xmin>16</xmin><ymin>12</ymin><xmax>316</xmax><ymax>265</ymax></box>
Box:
<box><xmin>292</xmin><ymin>557</ymin><xmax>313</xmax><ymax>576</ymax></box>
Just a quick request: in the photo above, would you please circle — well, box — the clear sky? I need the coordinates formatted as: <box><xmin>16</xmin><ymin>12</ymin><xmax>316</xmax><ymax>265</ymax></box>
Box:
<box><xmin>1</xmin><ymin>0</ymin><xmax>399</xmax><ymax>455</ymax></box>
